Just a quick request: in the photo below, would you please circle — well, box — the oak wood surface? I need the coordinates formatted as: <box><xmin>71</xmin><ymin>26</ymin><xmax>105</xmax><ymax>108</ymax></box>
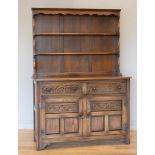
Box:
<box><xmin>32</xmin><ymin>8</ymin><xmax>121</xmax><ymax>17</ymax></box>
<box><xmin>33</xmin><ymin>76</ymin><xmax>131</xmax><ymax>81</ymax></box>
<box><xmin>32</xmin><ymin>8</ymin><xmax>131</xmax><ymax>150</ymax></box>
<box><xmin>33</xmin><ymin>9</ymin><xmax>120</xmax><ymax>77</ymax></box>
<box><xmin>34</xmin><ymin>52</ymin><xmax>119</xmax><ymax>55</ymax></box>
<box><xmin>18</xmin><ymin>129</ymin><xmax>136</xmax><ymax>155</ymax></box>
<box><xmin>34</xmin><ymin>79</ymin><xmax>130</xmax><ymax>150</ymax></box>
<box><xmin>34</xmin><ymin>33</ymin><xmax>119</xmax><ymax>36</ymax></box>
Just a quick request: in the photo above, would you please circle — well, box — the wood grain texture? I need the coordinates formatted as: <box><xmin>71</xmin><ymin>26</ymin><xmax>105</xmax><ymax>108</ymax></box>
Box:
<box><xmin>64</xmin><ymin>118</ymin><xmax>79</xmax><ymax>133</ymax></box>
<box><xmin>34</xmin><ymin>78</ymin><xmax>130</xmax><ymax>150</ymax></box>
<box><xmin>33</xmin><ymin>76</ymin><xmax>131</xmax><ymax>81</ymax></box>
<box><xmin>32</xmin><ymin>8</ymin><xmax>120</xmax><ymax>16</ymax></box>
<box><xmin>91</xmin><ymin>116</ymin><xmax>105</xmax><ymax>132</ymax></box>
<box><xmin>46</xmin><ymin>118</ymin><xmax>60</xmax><ymax>134</ymax></box>
<box><xmin>33</xmin><ymin>9</ymin><xmax>120</xmax><ymax>77</ymax></box>
<box><xmin>32</xmin><ymin>8</ymin><xmax>131</xmax><ymax>150</ymax></box>
<box><xmin>18</xmin><ymin>129</ymin><xmax>136</xmax><ymax>155</ymax></box>
<box><xmin>109</xmin><ymin>115</ymin><xmax>122</xmax><ymax>131</ymax></box>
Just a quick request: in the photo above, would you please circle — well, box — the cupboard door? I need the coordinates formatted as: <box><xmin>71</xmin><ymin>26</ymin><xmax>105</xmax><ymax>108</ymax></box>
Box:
<box><xmin>86</xmin><ymin>96</ymin><xmax>127</xmax><ymax>136</ymax></box>
<box><xmin>40</xmin><ymin>96</ymin><xmax>83</xmax><ymax>139</ymax></box>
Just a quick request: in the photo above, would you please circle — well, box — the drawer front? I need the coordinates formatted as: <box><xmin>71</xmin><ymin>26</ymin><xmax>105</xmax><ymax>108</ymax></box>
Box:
<box><xmin>87</xmin><ymin>80</ymin><xmax>127</xmax><ymax>95</ymax></box>
<box><xmin>40</xmin><ymin>82</ymin><xmax>82</xmax><ymax>95</ymax></box>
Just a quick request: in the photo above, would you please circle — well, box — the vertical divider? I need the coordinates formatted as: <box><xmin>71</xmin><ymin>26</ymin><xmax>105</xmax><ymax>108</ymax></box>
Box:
<box><xmin>88</xmin><ymin>16</ymin><xmax>92</xmax><ymax>72</ymax></box>
<box><xmin>33</xmin><ymin>82</ymin><xmax>36</xmax><ymax>141</ymax></box>
<box><xmin>82</xmin><ymin>83</ymin><xmax>87</xmax><ymax>137</ymax></box>
<box><xmin>40</xmin><ymin>96</ymin><xmax>46</xmax><ymax>137</ymax></box>
<box><xmin>117</xmin><ymin>15</ymin><xmax>120</xmax><ymax>75</ymax></box>
<box><xmin>105</xmin><ymin>115</ymin><xmax>109</xmax><ymax>132</ymax></box>
<box><xmin>33</xmin><ymin>15</ymin><xmax>37</xmax><ymax>74</ymax></box>
<box><xmin>79</xmin><ymin>97</ymin><xmax>83</xmax><ymax>136</ymax></box>
<box><xmin>60</xmin><ymin>15</ymin><xmax>64</xmax><ymax>73</ymax></box>
<box><xmin>86</xmin><ymin>96</ymin><xmax>91</xmax><ymax>136</ymax></box>
<box><xmin>60</xmin><ymin>118</ymin><xmax>65</xmax><ymax>135</ymax></box>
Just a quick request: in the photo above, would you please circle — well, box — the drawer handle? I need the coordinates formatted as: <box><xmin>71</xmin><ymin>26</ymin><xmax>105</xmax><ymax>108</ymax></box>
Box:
<box><xmin>92</xmin><ymin>87</ymin><xmax>97</xmax><ymax>92</ymax></box>
<box><xmin>117</xmin><ymin>85</ymin><xmax>121</xmax><ymax>89</ymax></box>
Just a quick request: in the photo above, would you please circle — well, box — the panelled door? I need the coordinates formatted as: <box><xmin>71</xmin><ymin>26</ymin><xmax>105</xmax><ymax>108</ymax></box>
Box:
<box><xmin>40</xmin><ymin>95</ymin><xmax>83</xmax><ymax>139</ymax></box>
<box><xmin>86</xmin><ymin>96</ymin><xmax>127</xmax><ymax>136</ymax></box>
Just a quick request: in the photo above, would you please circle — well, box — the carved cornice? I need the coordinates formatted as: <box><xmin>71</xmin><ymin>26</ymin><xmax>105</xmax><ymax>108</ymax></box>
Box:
<box><xmin>33</xmin><ymin>9</ymin><xmax>120</xmax><ymax>17</ymax></box>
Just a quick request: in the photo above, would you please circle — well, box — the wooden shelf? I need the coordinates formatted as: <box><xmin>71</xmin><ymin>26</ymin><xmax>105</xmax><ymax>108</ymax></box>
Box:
<box><xmin>33</xmin><ymin>33</ymin><xmax>119</xmax><ymax>36</ymax></box>
<box><xmin>34</xmin><ymin>52</ymin><xmax>119</xmax><ymax>56</ymax></box>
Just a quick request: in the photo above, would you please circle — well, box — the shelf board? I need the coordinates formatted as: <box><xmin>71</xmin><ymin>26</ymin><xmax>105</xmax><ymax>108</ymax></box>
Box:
<box><xmin>34</xmin><ymin>52</ymin><xmax>119</xmax><ymax>56</ymax></box>
<box><xmin>33</xmin><ymin>33</ymin><xmax>119</xmax><ymax>36</ymax></box>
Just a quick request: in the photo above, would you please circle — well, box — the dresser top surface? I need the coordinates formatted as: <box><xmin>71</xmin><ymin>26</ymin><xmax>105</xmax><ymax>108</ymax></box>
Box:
<box><xmin>33</xmin><ymin>76</ymin><xmax>131</xmax><ymax>81</ymax></box>
<box><xmin>32</xmin><ymin>8</ymin><xmax>121</xmax><ymax>11</ymax></box>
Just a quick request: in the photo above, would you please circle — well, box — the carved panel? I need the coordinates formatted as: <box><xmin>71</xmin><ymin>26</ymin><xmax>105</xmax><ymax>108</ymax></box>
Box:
<box><xmin>41</xmin><ymin>84</ymin><xmax>82</xmax><ymax>95</ymax></box>
<box><xmin>91</xmin><ymin>100</ymin><xmax>122</xmax><ymax>111</ymax></box>
<box><xmin>46</xmin><ymin>103</ymin><xmax>78</xmax><ymax>114</ymax></box>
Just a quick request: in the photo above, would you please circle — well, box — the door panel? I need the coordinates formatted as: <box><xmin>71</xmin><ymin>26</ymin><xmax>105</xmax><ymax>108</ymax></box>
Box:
<box><xmin>46</xmin><ymin>118</ymin><xmax>60</xmax><ymax>134</ymax></box>
<box><xmin>109</xmin><ymin>115</ymin><xmax>122</xmax><ymax>131</ymax></box>
<box><xmin>87</xmin><ymin>96</ymin><xmax>126</xmax><ymax>136</ymax></box>
<box><xmin>64</xmin><ymin>117</ymin><xmax>79</xmax><ymax>133</ymax></box>
<box><xmin>91</xmin><ymin>116</ymin><xmax>105</xmax><ymax>132</ymax></box>
<box><xmin>40</xmin><ymin>95</ymin><xmax>83</xmax><ymax>139</ymax></box>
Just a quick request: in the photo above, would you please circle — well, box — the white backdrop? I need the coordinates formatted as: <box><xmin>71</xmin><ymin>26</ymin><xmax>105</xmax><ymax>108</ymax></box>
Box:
<box><xmin>18</xmin><ymin>0</ymin><xmax>137</xmax><ymax>129</ymax></box>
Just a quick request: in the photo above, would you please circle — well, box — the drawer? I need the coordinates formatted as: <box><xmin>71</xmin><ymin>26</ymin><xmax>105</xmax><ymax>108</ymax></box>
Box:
<box><xmin>87</xmin><ymin>80</ymin><xmax>127</xmax><ymax>95</ymax></box>
<box><xmin>40</xmin><ymin>82</ymin><xmax>82</xmax><ymax>95</ymax></box>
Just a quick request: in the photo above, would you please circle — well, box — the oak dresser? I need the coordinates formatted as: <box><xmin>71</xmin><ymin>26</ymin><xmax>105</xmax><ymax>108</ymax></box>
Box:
<box><xmin>32</xmin><ymin>8</ymin><xmax>131</xmax><ymax>150</ymax></box>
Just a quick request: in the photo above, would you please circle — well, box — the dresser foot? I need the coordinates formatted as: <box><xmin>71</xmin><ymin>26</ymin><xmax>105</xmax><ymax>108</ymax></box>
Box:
<box><xmin>124</xmin><ymin>136</ymin><xmax>130</xmax><ymax>144</ymax></box>
<box><xmin>36</xmin><ymin>143</ymin><xmax>49</xmax><ymax>151</ymax></box>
